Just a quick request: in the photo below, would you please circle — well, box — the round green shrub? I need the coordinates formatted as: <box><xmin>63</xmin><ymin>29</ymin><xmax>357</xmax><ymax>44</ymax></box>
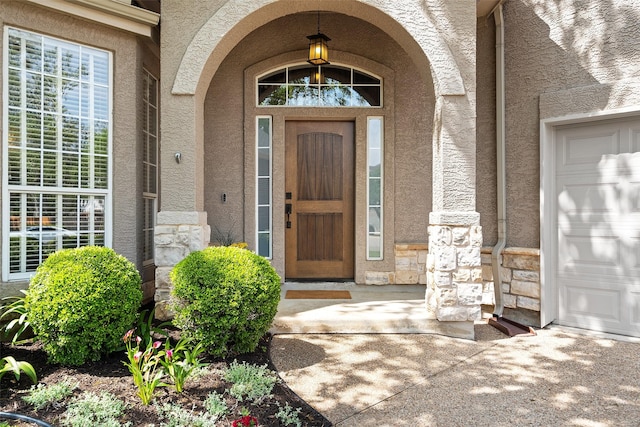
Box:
<box><xmin>26</xmin><ymin>246</ymin><xmax>142</xmax><ymax>366</ymax></box>
<box><xmin>170</xmin><ymin>246</ymin><xmax>281</xmax><ymax>357</ymax></box>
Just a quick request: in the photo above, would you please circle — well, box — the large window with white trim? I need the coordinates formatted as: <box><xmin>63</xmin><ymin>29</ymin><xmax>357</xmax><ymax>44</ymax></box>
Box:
<box><xmin>2</xmin><ymin>27</ymin><xmax>112</xmax><ymax>280</ymax></box>
<box><xmin>142</xmin><ymin>69</ymin><xmax>158</xmax><ymax>266</ymax></box>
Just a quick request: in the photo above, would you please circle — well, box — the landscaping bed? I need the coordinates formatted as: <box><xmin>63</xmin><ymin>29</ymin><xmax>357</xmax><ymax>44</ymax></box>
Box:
<box><xmin>0</xmin><ymin>334</ymin><xmax>331</xmax><ymax>426</ymax></box>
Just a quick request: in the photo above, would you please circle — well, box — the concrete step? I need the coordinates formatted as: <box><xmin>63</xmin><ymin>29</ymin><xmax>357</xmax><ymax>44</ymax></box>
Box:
<box><xmin>270</xmin><ymin>282</ymin><xmax>474</xmax><ymax>339</ymax></box>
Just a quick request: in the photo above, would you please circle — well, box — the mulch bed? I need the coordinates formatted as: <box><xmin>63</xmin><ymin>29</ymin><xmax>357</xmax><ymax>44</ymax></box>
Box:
<box><xmin>0</xmin><ymin>334</ymin><xmax>332</xmax><ymax>426</ymax></box>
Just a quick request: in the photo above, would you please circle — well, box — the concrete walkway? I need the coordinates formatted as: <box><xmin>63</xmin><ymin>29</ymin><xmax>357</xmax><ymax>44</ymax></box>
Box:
<box><xmin>270</xmin><ymin>325</ymin><xmax>640</xmax><ymax>426</ymax></box>
<box><xmin>271</xmin><ymin>282</ymin><xmax>474</xmax><ymax>339</ymax></box>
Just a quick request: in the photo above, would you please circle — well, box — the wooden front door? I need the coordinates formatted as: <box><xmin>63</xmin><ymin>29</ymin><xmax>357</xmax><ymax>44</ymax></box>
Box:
<box><xmin>285</xmin><ymin>121</ymin><xmax>354</xmax><ymax>279</ymax></box>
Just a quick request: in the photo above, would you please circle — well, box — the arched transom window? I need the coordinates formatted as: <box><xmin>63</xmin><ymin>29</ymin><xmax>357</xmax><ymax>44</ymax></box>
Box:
<box><xmin>257</xmin><ymin>64</ymin><xmax>382</xmax><ymax>107</ymax></box>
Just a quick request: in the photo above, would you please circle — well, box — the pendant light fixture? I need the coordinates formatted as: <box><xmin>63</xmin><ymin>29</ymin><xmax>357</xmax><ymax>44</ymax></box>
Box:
<box><xmin>307</xmin><ymin>11</ymin><xmax>330</xmax><ymax>65</ymax></box>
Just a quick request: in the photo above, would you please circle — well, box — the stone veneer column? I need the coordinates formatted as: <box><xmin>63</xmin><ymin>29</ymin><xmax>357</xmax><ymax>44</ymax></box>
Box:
<box><xmin>426</xmin><ymin>212</ymin><xmax>483</xmax><ymax>321</ymax></box>
<box><xmin>154</xmin><ymin>211</ymin><xmax>210</xmax><ymax>319</ymax></box>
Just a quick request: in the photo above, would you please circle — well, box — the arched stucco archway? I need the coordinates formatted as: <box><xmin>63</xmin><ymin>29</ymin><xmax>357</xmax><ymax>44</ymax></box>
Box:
<box><xmin>156</xmin><ymin>0</ymin><xmax>482</xmax><ymax>330</ymax></box>
<box><xmin>171</xmin><ymin>0</ymin><xmax>466</xmax><ymax>98</ymax></box>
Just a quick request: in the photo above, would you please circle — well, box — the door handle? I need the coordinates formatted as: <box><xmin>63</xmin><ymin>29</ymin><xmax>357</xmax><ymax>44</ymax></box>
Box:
<box><xmin>285</xmin><ymin>203</ymin><xmax>292</xmax><ymax>228</ymax></box>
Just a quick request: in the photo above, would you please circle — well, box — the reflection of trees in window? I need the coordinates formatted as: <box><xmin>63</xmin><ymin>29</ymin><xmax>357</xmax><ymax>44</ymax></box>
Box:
<box><xmin>258</xmin><ymin>64</ymin><xmax>381</xmax><ymax>107</ymax></box>
<box><xmin>4</xmin><ymin>28</ymin><xmax>110</xmax><ymax>278</ymax></box>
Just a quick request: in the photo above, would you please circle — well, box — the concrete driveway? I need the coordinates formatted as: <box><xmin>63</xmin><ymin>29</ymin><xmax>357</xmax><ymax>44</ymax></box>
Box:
<box><xmin>270</xmin><ymin>324</ymin><xmax>640</xmax><ymax>426</ymax></box>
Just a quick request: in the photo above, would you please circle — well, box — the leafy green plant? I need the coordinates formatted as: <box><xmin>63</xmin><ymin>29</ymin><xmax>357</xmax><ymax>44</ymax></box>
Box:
<box><xmin>23</xmin><ymin>379</ymin><xmax>78</xmax><ymax>410</ymax></box>
<box><xmin>170</xmin><ymin>246</ymin><xmax>281</xmax><ymax>357</ymax></box>
<box><xmin>26</xmin><ymin>246</ymin><xmax>142</xmax><ymax>365</ymax></box>
<box><xmin>276</xmin><ymin>403</ymin><xmax>303</xmax><ymax>427</ymax></box>
<box><xmin>203</xmin><ymin>391</ymin><xmax>228</xmax><ymax>418</ymax></box>
<box><xmin>159</xmin><ymin>338</ymin><xmax>207</xmax><ymax>393</ymax></box>
<box><xmin>0</xmin><ymin>356</ymin><xmax>37</xmax><ymax>384</ymax></box>
<box><xmin>155</xmin><ymin>402</ymin><xmax>222</xmax><ymax>427</ymax></box>
<box><xmin>61</xmin><ymin>391</ymin><xmax>130</xmax><ymax>427</ymax></box>
<box><xmin>135</xmin><ymin>307</ymin><xmax>170</xmax><ymax>349</ymax></box>
<box><xmin>0</xmin><ymin>291</ymin><xmax>32</xmax><ymax>344</ymax></box>
<box><xmin>122</xmin><ymin>330</ymin><xmax>167</xmax><ymax>405</ymax></box>
<box><xmin>224</xmin><ymin>361</ymin><xmax>278</xmax><ymax>403</ymax></box>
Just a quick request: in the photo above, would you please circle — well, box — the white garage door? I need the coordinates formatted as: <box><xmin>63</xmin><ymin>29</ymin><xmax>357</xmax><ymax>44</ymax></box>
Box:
<box><xmin>555</xmin><ymin>117</ymin><xmax>640</xmax><ymax>336</ymax></box>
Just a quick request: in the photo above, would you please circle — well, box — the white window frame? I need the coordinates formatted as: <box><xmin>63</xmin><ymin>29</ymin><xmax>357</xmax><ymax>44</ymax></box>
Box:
<box><xmin>367</xmin><ymin>116</ymin><xmax>384</xmax><ymax>260</ymax></box>
<box><xmin>142</xmin><ymin>68</ymin><xmax>158</xmax><ymax>266</ymax></box>
<box><xmin>256</xmin><ymin>116</ymin><xmax>272</xmax><ymax>259</ymax></box>
<box><xmin>2</xmin><ymin>27</ymin><xmax>113</xmax><ymax>281</ymax></box>
<box><xmin>257</xmin><ymin>63</ymin><xmax>383</xmax><ymax>108</ymax></box>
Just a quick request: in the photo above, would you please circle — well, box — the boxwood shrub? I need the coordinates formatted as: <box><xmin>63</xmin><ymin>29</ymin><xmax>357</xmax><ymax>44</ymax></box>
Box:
<box><xmin>26</xmin><ymin>246</ymin><xmax>142</xmax><ymax>366</ymax></box>
<box><xmin>170</xmin><ymin>246</ymin><xmax>281</xmax><ymax>357</ymax></box>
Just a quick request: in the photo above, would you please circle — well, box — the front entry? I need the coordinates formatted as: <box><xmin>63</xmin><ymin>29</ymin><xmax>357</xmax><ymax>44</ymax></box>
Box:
<box><xmin>285</xmin><ymin>121</ymin><xmax>355</xmax><ymax>279</ymax></box>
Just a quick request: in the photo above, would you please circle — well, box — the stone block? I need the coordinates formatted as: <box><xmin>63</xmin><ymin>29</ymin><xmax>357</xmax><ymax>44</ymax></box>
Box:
<box><xmin>395</xmin><ymin>256</ymin><xmax>418</xmax><ymax>271</ymax></box>
<box><xmin>481</xmin><ymin>252</ymin><xmax>492</xmax><ymax>265</ymax></box>
<box><xmin>418</xmin><ymin>273</ymin><xmax>427</xmax><ymax>285</ymax></box>
<box><xmin>155</xmin><ymin>246</ymin><xmax>189</xmax><ymax>267</ymax></box>
<box><xmin>500</xmin><ymin>267</ymin><xmax>512</xmax><ymax>283</ymax></box>
<box><xmin>154</xmin><ymin>233</ymin><xmax>175</xmax><ymax>246</ymax></box>
<box><xmin>453</xmin><ymin>268</ymin><xmax>470</xmax><ymax>282</ymax></box>
<box><xmin>517</xmin><ymin>296</ymin><xmax>541</xmax><ymax>311</ymax></box>
<box><xmin>511</xmin><ymin>280</ymin><xmax>540</xmax><ymax>298</ymax></box>
<box><xmin>503</xmin><ymin>293</ymin><xmax>517</xmax><ymax>308</ymax></box>
<box><xmin>395</xmin><ymin>270</ymin><xmax>419</xmax><ymax>284</ymax></box>
<box><xmin>438</xmin><ymin>287</ymin><xmax>458</xmax><ymax>306</ymax></box>
<box><xmin>452</xmin><ymin>227</ymin><xmax>469</xmax><ymax>246</ymax></box>
<box><xmin>470</xmin><ymin>226</ymin><xmax>483</xmax><ymax>247</ymax></box>
<box><xmin>482</xmin><ymin>264</ymin><xmax>493</xmax><ymax>281</ymax></box>
<box><xmin>434</xmin><ymin>246</ymin><xmax>457</xmax><ymax>271</ymax></box>
<box><xmin>513</xmin><ymin>269</ymin><xmax>540</xmax><ymax>282</ymax></box>
<box><xmin>365</xmin><ymin>271</ymin><xmax>394</xmax><ymax>285</ymax></box>
<box><xmin>417</xmin><ymin>250</ymin><xmax>428</xmax><ymax>265</ymax></box>
<box><xmin>395</xmin><ymin>243</ymin><xmax>427</xmax><ymax>252</ymax></box>
<box><xmin>457</xmin><ymin>247</ymin><xmax>481</xmax><ymax>267</ymax></box>
<box><xmin>434</xmin><ymin>271</ymin><xmax>452</xmax><ymax>287</ymax></box>
<box><xmin>467</xmin><ymin>305</ymin><xmax>482</xmax><ymax>321</ymax></box>
<box><xmin>503</xmin><ymin>253</ymin><xmax>539</xmax><ymax>270</ymax></box>
<box><xmin>481</xmin><ymin>285</ymin><xmax>495</xmax><ymax>306</ymax></box>
<box><xmin>471</xmin><ymin>267</ymin><xmax>483</xmax><ymax>282</ymax></box>
<box><xmin>431</xmin><ymin>226</ymin><xmax>452</xmax><ymax>246</ymax></box>
<box><xmin>437</xmin><ymin>306</ymin><xmax>469</xmax><ymax>322</ymax></box>
<box><xmin>457</xmin><ymin>283</ymin><xmax>482</xmax><ymax>305</ymax></box>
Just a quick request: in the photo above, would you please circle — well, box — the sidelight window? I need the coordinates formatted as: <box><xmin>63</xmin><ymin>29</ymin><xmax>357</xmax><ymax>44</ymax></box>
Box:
<box><xmin>367</xmin><ymin>117</ymin><xmax>383</xmax><ymax>260</ymax></box>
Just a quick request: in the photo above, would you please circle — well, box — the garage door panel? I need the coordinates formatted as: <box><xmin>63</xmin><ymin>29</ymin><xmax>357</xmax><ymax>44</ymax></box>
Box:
<box><xmin>558</xmin><ymin>234</ymin><xmax>621</xmax><ymax>272</ymax></box>
<box><xmin>631</xmin><ymin>286</ymin><xmax>640</xmax><ymax>326</ymax></box>
<box><xmin>558</xmin><ymin>182</ymin><xmax>616</xmax><ymax>216</ymax></box>
<box><xmin>555</xmin><ymin>117</ymin><xmax>640</xmax><ymax>337</ymax></box>
<box><xmin>558</xmin><ymin>130</ymin><xmax>621</xmax><ymax>170</ymax></box>
<box><xmin>562</xmin><ymin>282</ymin><xmax>621</xmax><ymax>321</ymax></box>
<box><xmin>632</xmin><ymin>127</ymin><xmax>640</xmax><ymax>151</ymax></box>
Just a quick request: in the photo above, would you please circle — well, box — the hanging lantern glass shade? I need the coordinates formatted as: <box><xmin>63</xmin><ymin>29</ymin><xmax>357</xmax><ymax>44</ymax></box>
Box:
<box><xmin>307</xmin><ymin>33</ymin><xmax>330</xmax><ymax>65</ymax></box>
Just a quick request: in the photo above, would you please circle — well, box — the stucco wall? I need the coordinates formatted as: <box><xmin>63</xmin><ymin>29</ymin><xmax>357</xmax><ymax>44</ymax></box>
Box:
<box><xmin>0</xmin><ymin>1</ymin><xmax>153</xmax><ymax>291</ymax></box>
<box><xmin>476</xmin><ymin>15</ymin><xmax>497</xmax><ymax>247</ymax></box>
<box><xmin>503</xmin><ymin>0</ymin><xmax>640</xmax><ymax>248</ymax></box>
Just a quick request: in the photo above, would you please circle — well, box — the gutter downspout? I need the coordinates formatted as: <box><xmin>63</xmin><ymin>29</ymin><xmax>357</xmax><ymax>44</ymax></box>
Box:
<box><xmin>491</xmin><ymin>1</ymin><xmax>507</xmax><ymax>317</ymax></box>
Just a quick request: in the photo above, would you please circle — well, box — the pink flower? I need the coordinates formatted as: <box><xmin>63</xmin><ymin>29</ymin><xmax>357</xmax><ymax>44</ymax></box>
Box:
<box><xmin>133</xmin><ymin>351</ymin><xmax>143</xmax><ymax>362</ymax></box>
<box><xmin>152</xmin><ymin>341</ymin><xmax>161</xmax><ymax>349</ymax></box>
<box><xmin>123</xmin><ymin>329</ymin><xmax>134</xmax><ymax>342</ymax></box>
<box><xmin>136</xmin><ymin>336</ymin><xmax>142</xmax><ymax>345</ymax></box>
<box><xmin>166</xmin><ymin>349</ymin><xmax>173</xmax><ymax>360</ymax></box>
